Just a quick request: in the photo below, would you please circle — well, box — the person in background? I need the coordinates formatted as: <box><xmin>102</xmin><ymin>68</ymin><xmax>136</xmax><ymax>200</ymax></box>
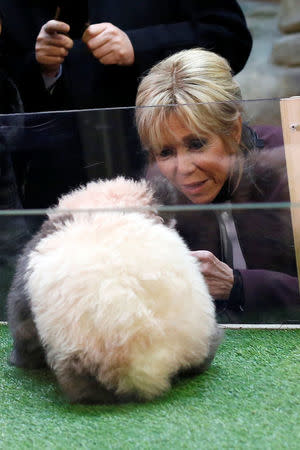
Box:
<box><xmin>135</xmin><ymin>48</ymin><xmax>300</xmax><ymax>323</ymax></box>
<box><xmin>0</xmin><ymin>0</ymin><xmax>252</xmax><ymax>111</ymax></box>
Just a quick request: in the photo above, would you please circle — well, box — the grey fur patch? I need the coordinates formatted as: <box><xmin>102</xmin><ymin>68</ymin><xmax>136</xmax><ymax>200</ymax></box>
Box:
<box><xmin>55</xmin><ymin>355</ymin><xmax>132</xmax><ymax>404</ymax></box>
<box><xmin>7</xmin><ymin>215</ymin><xmax>73</xmax><ymax>369</ymax></box>
<box><xmin>176</xmin><ymin>325</ymin><xmax>224</xmax><ymax>378</ymax></box>
<box><xmin>196</xmin><ymin>325</ymin><xmax>224</xmax><ymax>373</ymax></box>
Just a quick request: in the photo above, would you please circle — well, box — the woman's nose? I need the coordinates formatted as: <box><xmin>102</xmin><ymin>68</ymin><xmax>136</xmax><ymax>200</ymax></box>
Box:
<box><xmin>176</xmin><ymin>153</ymin><xmax>196</xmax><ymax>175</ymax></box>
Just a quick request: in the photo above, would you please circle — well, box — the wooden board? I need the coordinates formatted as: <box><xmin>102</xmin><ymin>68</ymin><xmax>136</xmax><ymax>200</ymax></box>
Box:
<box><xmin>280</xmin><ymin>96</ymin><xmax>300</xmax><ymax>282</ymax></box>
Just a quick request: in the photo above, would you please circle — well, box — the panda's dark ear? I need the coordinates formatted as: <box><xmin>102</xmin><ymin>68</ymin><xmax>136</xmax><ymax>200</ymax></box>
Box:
<box><xmin>40</xmin><ymin>214</ymin><xmax>74</xmax><ymax>238</ymax></box>
<box><xmin>148</xmin><ymin>176</ymin><xmax>179</xmax><ymax>228</ymax></box>
<box><xmin>149</xmin><ymin>175</ymin><xmax>179</xmax><ymax>206</ymax></box>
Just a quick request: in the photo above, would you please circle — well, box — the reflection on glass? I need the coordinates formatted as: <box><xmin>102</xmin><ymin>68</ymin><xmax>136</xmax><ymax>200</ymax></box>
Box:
<box><xmin>0</xmin><ymin>100</ymin><xmax>299</xmax><ymax>324</ymax></box>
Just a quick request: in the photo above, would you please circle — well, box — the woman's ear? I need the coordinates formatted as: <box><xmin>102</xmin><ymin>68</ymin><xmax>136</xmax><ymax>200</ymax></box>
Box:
<box><xmin>232</xmin><ymin>116</ymin><xmax>242</xmax><ymax>144</ymax></box>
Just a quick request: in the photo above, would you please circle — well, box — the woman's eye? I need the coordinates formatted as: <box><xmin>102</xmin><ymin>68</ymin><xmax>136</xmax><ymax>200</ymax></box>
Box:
<box><xmin>188</xmin><ymin>138</ymin><xmax>207</xmax><ymax>150</ymax></box>
<box><xmin>158</xmin><ymin>147</ymin><xmax>174</xmax><ymax>158</ymax></box>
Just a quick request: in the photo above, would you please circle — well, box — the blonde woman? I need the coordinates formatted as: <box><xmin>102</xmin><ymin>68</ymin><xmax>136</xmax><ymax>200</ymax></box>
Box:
<box><xmin>136</xmin><ymin>48</ymin><xmax>300</xmax><ymax>323</ymax></box>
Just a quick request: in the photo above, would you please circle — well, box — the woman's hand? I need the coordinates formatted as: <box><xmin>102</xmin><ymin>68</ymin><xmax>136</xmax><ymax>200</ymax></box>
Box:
<box><xmin>82</xmin><ymin>23</ymin><xmax>135</xmax><ymax>66</ymax></box>
<box><xmin>191</xmin><ymin>250</ymin><xmax>234</xmax><ymax>299</ymax></box>
<box><xmin>35</xmin><ymin>20</ymin><xmax>73</xmax><ymax>77</ymax></box>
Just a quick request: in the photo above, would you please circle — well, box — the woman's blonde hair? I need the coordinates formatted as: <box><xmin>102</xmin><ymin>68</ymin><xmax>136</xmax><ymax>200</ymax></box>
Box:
<box><xmin>135</xmin><ymin>48</ymin><xmax>243</xmax><ymax>156</ymax></box>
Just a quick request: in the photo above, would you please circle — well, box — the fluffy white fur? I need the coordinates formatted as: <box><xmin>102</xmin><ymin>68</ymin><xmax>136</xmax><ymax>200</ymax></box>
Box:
<box><xmin>25</xmin><ymin>177</ymin><xmax>219</xmax><ymax>401</ymax></box>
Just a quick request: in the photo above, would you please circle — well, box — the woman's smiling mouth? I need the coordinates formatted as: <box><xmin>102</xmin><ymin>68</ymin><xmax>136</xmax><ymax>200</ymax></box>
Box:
<box><xmin>181</xmin><ymin>180</ymin><xmax>209</xmax><ymax>194</ymax></box>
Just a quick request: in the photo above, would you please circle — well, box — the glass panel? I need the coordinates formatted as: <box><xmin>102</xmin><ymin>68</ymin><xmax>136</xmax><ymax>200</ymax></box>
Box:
<box><xmin>1</xmin><ymin>99</ymin><xmax>299</xmax><ymax>324</ymax></box>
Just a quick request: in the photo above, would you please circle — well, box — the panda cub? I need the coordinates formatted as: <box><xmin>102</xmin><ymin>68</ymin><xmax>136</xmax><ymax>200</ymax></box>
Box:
<box><xmin>7</xmin><ymin>177</ymin><xmax>222</xmax><ymax>403</ymax></box>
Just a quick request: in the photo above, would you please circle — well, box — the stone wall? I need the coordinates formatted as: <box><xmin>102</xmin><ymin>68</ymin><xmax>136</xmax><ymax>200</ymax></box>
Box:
<box><xmin>236</xmin><ymin>0</ymin><xmax>300</xmax><ymax>124</ymax></box>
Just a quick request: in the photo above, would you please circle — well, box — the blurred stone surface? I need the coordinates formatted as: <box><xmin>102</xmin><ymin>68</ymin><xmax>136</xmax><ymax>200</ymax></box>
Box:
<box><xmin>278</xmin><ymin>0</ymin><xmax>300</xmax><ymax>33</ymax></box>
<box><xmin>272</xmin><ymin>33</ymin><xmax>300</xmax><ymax>66</ymax></box>
<box><xmin>236</xmin><ymin>0</ymin><xmax>300</xmax><ymax>125</ymax></box>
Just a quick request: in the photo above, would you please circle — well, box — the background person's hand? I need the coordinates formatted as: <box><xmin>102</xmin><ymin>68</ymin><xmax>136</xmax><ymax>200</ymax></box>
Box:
<box><xmin>35</xmin><ymin>20</ymin><xmax>74</xmax><ymax>77</ymax></box>
<box><xmin>191</xmin><ymin>250</ymin><xmax>234</xmax><ymax>300</ymax></box>
<box><xmin>82</xmin><ymin>23</ymin><xmax>134</xmax><ymax>66</ymax></box>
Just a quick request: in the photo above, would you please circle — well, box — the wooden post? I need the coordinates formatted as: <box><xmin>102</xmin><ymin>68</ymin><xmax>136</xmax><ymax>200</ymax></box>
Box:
<box><xmin>280</xmin><ymin>96</ymin><xmax>300</xmax><ymax>282</ymax></box>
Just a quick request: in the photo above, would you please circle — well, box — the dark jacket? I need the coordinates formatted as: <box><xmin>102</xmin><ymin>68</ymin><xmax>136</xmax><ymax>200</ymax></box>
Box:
<box><xmin>0</xmin><ymin>70</ymin><xmax>30</xmax><ymax>321</ymax></box>
<box><xmin>148</xmin><ymin>126</ymin><xmax>300</xmax><ymax>324</ymax></box>
<box><xmin>0</xmin><ymin>0</ymin><xmax>252</xmax><ymax>112</ymax></box>
<box><xmin>0</xmin><ymin>69</ymin><xmax>24</xmax><ymax>209</ymax></box>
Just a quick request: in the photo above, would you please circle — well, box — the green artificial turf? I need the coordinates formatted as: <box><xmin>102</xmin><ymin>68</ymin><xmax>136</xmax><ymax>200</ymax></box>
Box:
<box><xmin>0</xmin><ymin>325</ymin><xmax>299</xmax><ymax>449</ymax></box>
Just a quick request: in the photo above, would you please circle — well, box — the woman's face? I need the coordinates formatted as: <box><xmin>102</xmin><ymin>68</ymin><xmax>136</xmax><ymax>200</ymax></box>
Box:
<box><xmin>152</xmin><ymin>116</ymin><xmax>239</xmax><ymax>204</ymax></box>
